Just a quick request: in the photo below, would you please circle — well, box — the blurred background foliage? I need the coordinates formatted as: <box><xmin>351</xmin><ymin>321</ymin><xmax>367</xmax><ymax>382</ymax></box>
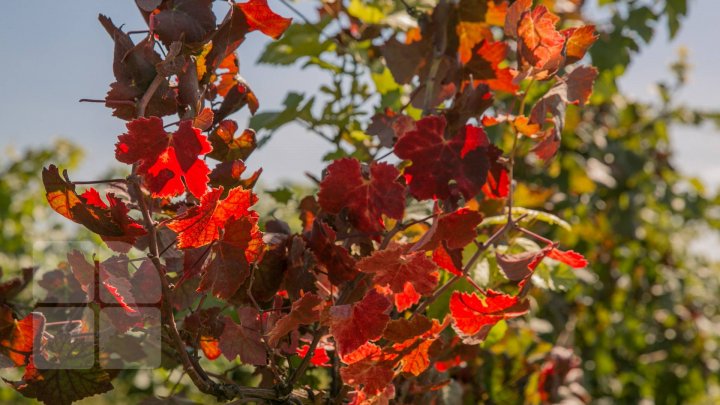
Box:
<box><xmin>1</xmin><ymin>0</ymin><xmax>719</xmax><ymax>403</ymax></box>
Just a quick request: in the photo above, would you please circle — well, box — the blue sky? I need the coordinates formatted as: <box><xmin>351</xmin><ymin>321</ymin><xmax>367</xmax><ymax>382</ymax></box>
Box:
<box><xmin>1</xmin><ymin>0</ymin><xmax>718</xmax><ymax>190</ymax></box>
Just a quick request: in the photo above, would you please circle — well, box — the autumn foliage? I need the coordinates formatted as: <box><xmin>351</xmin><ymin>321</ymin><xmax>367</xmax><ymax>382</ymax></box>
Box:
<box><xmin>0</xmin><ymin>0</ymin><xmax>600</xmax><ymax>403</ymax></box>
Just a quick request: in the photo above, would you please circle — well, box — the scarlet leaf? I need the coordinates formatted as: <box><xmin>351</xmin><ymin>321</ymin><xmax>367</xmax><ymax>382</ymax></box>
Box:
<box><xmin>450</xmin><ymin>290</ymin><xmax>529</xmax><ymax>344</ymax></box>
<box><xmin>42</xmin><ymin>166</ymin><xmax>145</xmax><ymax>249</ymax></box>
<box><xmin>394</xmin><ymin>115</ymin><xmax>492</xmax><ymax>201</ymax></box>
<box><xmin>305</xmin><ymin>220</ymin><xmax>358</xmax><ymax>285</ymax></box>
<box><xmin>219</xmin><ymin>309</ymin><xmax>267</xmax><ymax>366</ymax></box>
<box><xmin>393</xmin><ymin>282</ymin><xmax>422</xmax><ymax>312</ymax></box>
<box><xmin>547</xmin><ymin>248</ymin><xmax>588</xmax><ymax>268</ymax></box>
<box><xmin>198</xmin><ymin>216</ymin><xmax>264</xmax><ymax>299</ymax></box>
<box><xmin>432</xmin><ymin>243</ymin><xmax>464</xmax><ymax>276</ymax></box>
<box><xmin>356</xmin><ymin>243</ymin><xmax>438</xmax><ymax>297</ymax></box>
<box><xmin>329</xmin><ymin>290</ymin><xmax>391</xmax><ymax>357</ymax></box>
<box><xmin>267</xmin><ymin>293</ymin><xmax>324</xmax><ymax>347</ymax></box>
<box><xmin>166</xmin><ymin>186</ymin><xmax>258</xmax><ymax>249</ymax></box>
<box><xmin>297</xmin><ymin>344</ymin><xmax>330</xmax><ymax>367</ymax></box>
<box><xmin>318</xmin><ymin>158</ymin><xmax>405</xmax><ymax>235</ymax></box>
<box><xmin>115</xmin><ymin>117</ymin><xmax>212</xmax><ymax>197</ymax></box>
<box><xmin>238</xmin><ymin>0</ymin><xmax>292</xmax><ymax>40</ymax></box>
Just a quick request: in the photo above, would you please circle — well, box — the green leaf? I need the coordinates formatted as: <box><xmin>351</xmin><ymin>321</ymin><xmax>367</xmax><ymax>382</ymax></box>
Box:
<box><xmin>267</xmin><ymin>187</ymin><xmax>293</xmax><ymax>204</ymax></box>
<box><xmin>258</xmin><ymin>20</ymin><xmax>335</xmax><ymax>66</ymax></box>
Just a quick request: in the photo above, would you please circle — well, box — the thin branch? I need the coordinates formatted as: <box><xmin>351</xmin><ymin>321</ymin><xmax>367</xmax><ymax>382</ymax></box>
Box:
<box><xmin>137</xmin><ymin>74</ymin><xmax>164</xmax><ymax>117</ymax></box>
<box><xmin>284</xmin><ymin>328</ymin><xmax>323</xmax><ymax>392</ymax></box>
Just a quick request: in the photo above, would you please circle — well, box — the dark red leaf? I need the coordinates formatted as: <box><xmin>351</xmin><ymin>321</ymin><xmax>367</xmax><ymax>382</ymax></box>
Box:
<box><xmin>394</xmin><ymin>115</ymin><xmax>491</xmax><ymax>201</ymax></box>
<box><xmin>319</xmin><ymin>158</ymin><xmax>405</xmax><ymax>235</ymax></box>
<box><xmin>329</xmin><ymin>290</ymin><xmax>391</xmax><ymax>357</ymax></box>
<box><xmin>305</xmin><ymin>220</ymin><xmax>357</xmax><ymax>285</ymax></box>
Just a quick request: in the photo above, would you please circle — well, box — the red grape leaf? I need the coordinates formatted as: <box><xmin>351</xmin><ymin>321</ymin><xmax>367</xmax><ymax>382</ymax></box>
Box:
<box><xmin>214</xmin><ymin>77</ymin><xmax>260</xmax><ymax>124</ymax></box>
<box><xmin>5</xmin><ymin>356</ymin><xmax>114</xmax><ymax>405</ymax></box>
<box><xmin>166</xmin><ymin>186</ymin><xmax>258</xmax><ymax>249</ymax></box>
<box><xmin>238</xmin><ymin>0</ymin><xmax>292</xmax><ymax>39</ymax></box>
<box><xmin>356</xmin><ymin>243</ymin><xmax>438</xmax><ymax>297</ymax></box>
<box><xmin>0</xmin><ymin>310</ymin><xmax>44</xmax><ymax>368</ymax></box>
<box><xmin>397</xmin><ymin>339</ymin><xmax>434</xmax><ymax>376</ymax></box>
<box><xmin>297</xmin><ymin>344</ymin><xmax>330</xmax><ymax>367</ymax></box>
<box><xmin>305</xmin><ymin>220</ymin><xmax>358</xmax><ymax>285</ymax></box>
<box><xmin>340</xmin><ymin>342</ymin><xmax>396</xmax><ymax>395</ymax></box>
<box><xmin>66</xmin><ymin>252</ymin><xmax>138</xmax><ymax>316</ymax></box>
<box><xmin>391</xmin><ymin>317</ymin><xmax>446</xmax><ymax>376</ymax></box>
<box><xmin>531</xmin><ymin>130</ymin><xmax>561</xmax><ymax>161</ymax></box>
<box><xmin>341</xmin><ymin>357</ymin><xmax>395</xmax><ymax>396</ymax></box>
<box><xmin>267</xmin><ymin>293</ymin><xmax>324</xmax><ymax>347</ymax></box>
<box><xmin>366</xmin><ymin>110</ymin><xmax>414</xmax><ymax>148</ymax></box>
<box><xmin>329</xmin><ymin>290</ymin><xmax>391</xmax><ymax>357</ymax></box>
<box><xmin>444</xmin><ymin>83</ymin><xmax>494</xmax><ymax>136</ymax></box>
<box><xmin>99</xmin><ymin>15</ymin><xmax>177</xmax><ymax>120</ymax></box>
<box><xmin>464</xmin><ymin>40</ymin><xmax>518</xmax><ymax>93</ymax></box>
<box><xmin>529</xmin><ymin>66</ymin><xmax>598</xmax><ymax>142</ymax></box>
<box><xmin>150</xmin><ymin>0</ymin><xmax>216</xmax><ymax>45</ymax></box>
<box><xmin>382</xmin><ymin>315</ymin><xmax>433</xmax><ymax>343</ymax></box>
<box><xmin>115</xmin><ymin>117</ymin><xmax>212</xmax><ymax>198</ymax></box>
<box><xmin>562</xmin><ymin>25</ymin><xmax>598</xmax><ymax>64</ymax></box>
<box><xmin>393</xmin><ymin>282</ymin><xmax>421</xmax><ymax>312</ymax></box>
<box><xmin>284</xmin><ymin>236</ymin><xmax>319</xmax><ymax>300</ymax></box>
<box><xmin>482</xmin><ymin>144</ymin><xmax>510</xmax><ymax>199</ymax></box>
<box><xmin>450</xmin><ymin>290</ymin><xmax>529</xmax><ymax>344</ymax></box>
<box><xmin>504</xmin><ymin>0</ymin><xmax>532</xmax><ymax>37</ymax></box>
<box><xmin>422</xmin><ymin>208</ymin><xmax>483</xmax><ymax>251</ymax></box>
<box><xmin>517</xmin><ymin>6</ymin><xmax>565</xmax><ymax>75</ymax></box>
<box><xmin>318</xmin><ymin>158</ymin><xmax>405</xmax><ymax>235</ymax></box>
<box><xmin>219</xmin><ymin>309</ymin><xmax>267</xmax><ymax>365</ymax></box>
<box><xmin>199</xmin><ymin>215</ymin><xmax>264</xmax><ymax>299</ymax></box>
<box><xmin>432</xmin><ymin>243</ymin><xmax>464</xmax><ymax>276</ymax></box>
<box><xmin>183</xmin><ymin>307</ymin><xmax>225</xmax><ymax>360</ymax></box>
<box><xmin>380</xmin><ymin>37</ymin><xmax>432</xmax><ymax>85</ymax></box>
<box><xmin>495</xmin><ymin>249</ymin><xmax>547</xmax><ymax>282</ymax></box>
<box><xmin>42</xmin><ymin>166</ymin><xmax>146</xmax><ymax>249</ymax></box>
<box><xmin>547</xmin><ymin>248</ymin><xmax>588</xmax><ymax>268</ymax></box>
<box><xmin>208</xmin><ymin>160</ymin><xmax>262</xmax><ymax>191</ymax></box>
<box><xmin>394</xmin><ymin>115</ymin><xmax>491</xmax><ymax>201</ymax></box>
<box><xmin>207</xmin><ymin>120</ymin><xmax>257</xmax><ymax>162</ymax></box>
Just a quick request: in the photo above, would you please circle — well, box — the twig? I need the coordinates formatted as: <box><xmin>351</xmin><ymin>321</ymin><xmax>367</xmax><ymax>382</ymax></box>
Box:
<box><xmin>284</xmin><ymin>329</ymin><xmax>323</xmax><ymax>393</ymax></box>
<box><xmin>137</xmin><ymin>74</ymin><xmax>164</xmax><ymax>117</ymax></box>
